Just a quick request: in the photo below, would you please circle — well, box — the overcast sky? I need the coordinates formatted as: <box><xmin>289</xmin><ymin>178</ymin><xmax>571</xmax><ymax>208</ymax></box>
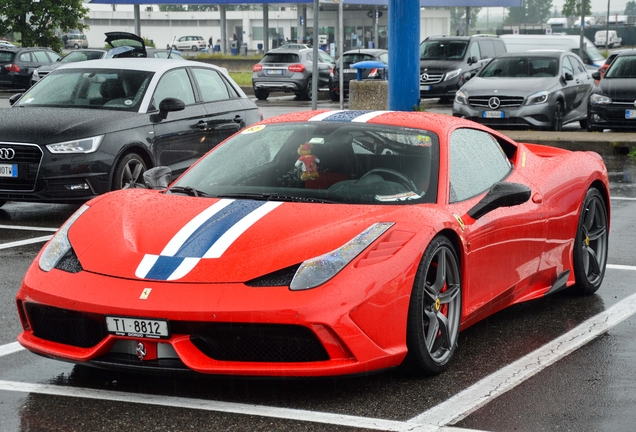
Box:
<box><xmin>541</xmin><ymin>0</ymin><xmax>628</xmax><ymax>15</ymax></box>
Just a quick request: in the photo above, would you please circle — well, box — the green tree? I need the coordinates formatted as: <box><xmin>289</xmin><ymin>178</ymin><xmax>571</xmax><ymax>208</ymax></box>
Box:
<box><xmin>504</xmin><ymin>0</ymin><xmax>553</xmax><ymax>25</ymax></box>
<box><xmin>626</xmin><ymin>1</ymin><xmax>636</xmax><ymax>16</ymax></box>
<box><xmin>0</xmin><ymin>0</ymin><xmax>88</xmax><ymax>51</ymax></box>
<box><xmin>450</xmin><ymin>7</ymin><xmax>482</xmax><ymax>34</ymax></box>
<box><xmin>561</xmin><ymin>0</ymin><xmax>592</xmax><ymax>19</ymax></box>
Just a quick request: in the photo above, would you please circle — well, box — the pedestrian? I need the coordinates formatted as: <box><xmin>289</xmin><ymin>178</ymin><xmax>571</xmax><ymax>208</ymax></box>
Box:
<box><xmin>208</xmin><ymin>35</ymin><xmax>213</xmax><ymax>49</ymax></box>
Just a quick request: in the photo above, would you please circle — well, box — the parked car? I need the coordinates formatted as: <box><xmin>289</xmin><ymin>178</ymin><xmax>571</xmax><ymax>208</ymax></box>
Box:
<box><xmin>594</xmin><ymin>30</ymin><xmax>621</xmax><ymax>48</ymax></box>
<box><xmin>31</xmin><ymin>49</ymin><xmax>108</xmax><ymax>85</ymax></box>
<box><xmin>14</xmin><ymin>110</ymin><xmax>609</xmax><ymax>376</ymax></box>
<box><xmin>0</xmin><ymin>46</ymin><xmax>61</xmax><ymax>89</ymax></box>
<box><xmin>0</xmin><ymin>58</ymin><xmax>261</xmax><ymax>209</ymax></box>
<box><xmin>420</xmin><ymin>34</ymin><xmax>506</xmax><ymax>102</ymax></box>
<box><xmin>252</xmin><ymin>48</ymin><xmax>335</xmax><ymax>100</ymax></box>
<box><xmin>63</xmin><ymin>33</ymin><xmax>89</xmax><ymax>49</ymax></box>
<box><xmin>588</xmin><ymin>51</ymin><xmax>636</xmax><ymax>131</ymax></box>
<box><xmin>0</xmin><ymin>40</ymin><xmax>15</xmax><ymax>47</ymax></box>
<box><xmin>329</xmin><ymin>48</ymin><xmax>388</xmax><ymax>101</ymax></box>
<box><xmin>277</xmin><ymin>43</ymin><xmax>312</xmax><ymax>50</ymax></box>
<box><xmin>500</xmin><ymin>34</ymin><xmax>605</xmax><ymax>69</ymax></box>
<box><xmin>172</xmin><ymin>35</ymin><xmax>206</xmax><ymax>51</ymax></box>
<box><xmin>597</xmin><ymin>49</ymin><xmax>635</xmax><ymax>79</ymax></box>
<box><xmin>103</xmin><ymin>32</ymin><xmax>185</xmax><ymax>60</ymax></box>
<box><xmin>453</xmin><ymin>51</ymin><xmax>594</xmax><ymax>131</ymax></box>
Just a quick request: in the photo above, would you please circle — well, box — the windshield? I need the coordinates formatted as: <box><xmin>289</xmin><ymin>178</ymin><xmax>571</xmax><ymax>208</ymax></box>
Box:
<box><xmin>16</xmin><ymin>69</ymin><xmax>154</xmax><ymax>111</ymax></box>
<box><xmin>60</xmin><ymin>51</ymin><xmax>104</xmax><ymax>63</ymax></box>
<box><xmin>480</xmin><ymin>56</ymin><xmax>558</xmax><ymax>78</ymax></box>
<box><xmin>173</xmin><ymin>122</ymin><xmax>440</xmax><ymax>205</ymax></box>
<box><xmin>420</xmin><ymin>40</ymin><xmax>468</xmax><ymax>61</ymax></box>
<box><xmin>605</xmin><ymin>55</ymin><xmax>636</xmax><ymax>78</ymax></box>
<box><xmin>573</xmin><ymin>43</ymin><xmax>605</xmax><ymax>63</ymax></box>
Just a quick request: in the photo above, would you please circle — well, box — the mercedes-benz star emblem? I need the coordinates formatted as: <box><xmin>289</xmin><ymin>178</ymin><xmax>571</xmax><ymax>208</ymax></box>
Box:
<box><xmin>0</xmin><ymin>148</ymin><xmax>16</xmax><ymax>160</ymax></box>
<box><xmin>488</xmin><ymin>97</ymin><xmax>501</xmax><ymax>110</ymax></box>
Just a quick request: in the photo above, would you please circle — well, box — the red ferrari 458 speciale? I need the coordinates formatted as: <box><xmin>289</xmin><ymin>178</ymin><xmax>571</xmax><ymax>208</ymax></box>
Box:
<box><xmin>16</xmin><ymin>110</ymin><xmax>609</xmax><ymax>377</ymax></box>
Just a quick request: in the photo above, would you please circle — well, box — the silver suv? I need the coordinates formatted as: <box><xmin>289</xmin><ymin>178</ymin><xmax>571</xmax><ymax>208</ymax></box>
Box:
<box><xmin>252</xmin><ymin>48</ymin><xmax>335</xmax><ymax>100</ymax></box>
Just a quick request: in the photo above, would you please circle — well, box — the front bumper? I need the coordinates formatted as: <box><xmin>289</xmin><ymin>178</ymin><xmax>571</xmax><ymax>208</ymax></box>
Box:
<box><xmin>588</xmin><ymin>103</ymin><xmax>636</xmax><ymax>131</ymax></box>
<box><xmin>16</xmin><ymin>254</ymin><xmax>416</xmax><ymax>376</ymax></box>
<box><xmin>452</xmin><ymin>100</ymin><xmax>556</xmax><ymax>129</ymax></box>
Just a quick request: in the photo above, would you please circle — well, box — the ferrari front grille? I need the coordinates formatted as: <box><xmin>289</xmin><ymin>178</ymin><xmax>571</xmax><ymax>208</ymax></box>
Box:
<box><xmin>26</xmin><ymin>304</ymin><xmax>106</xmax><ymax>348</ymax></box>
<box><xmin>190</xmin><ymin>323</ymin><xmax>329</xmax><ymax>362</ymax></box>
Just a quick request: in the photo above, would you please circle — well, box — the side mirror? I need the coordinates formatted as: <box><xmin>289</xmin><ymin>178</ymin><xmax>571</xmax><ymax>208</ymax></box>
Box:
<box><xmin>151</xmin><ymin>97</ymin><xmax>185</xmax><ymax>122</ymax></box>
<box><xmin>563</xmin><ymin>72</ymin><xmax>574</xmax><ymax>81</ymax></box>
<box><xmin>468</xmin><ymin>56</ymin><xmax>478</xmax><ymax>65</ymax></box>
<box><xmin>591</xmin><ymin>71</ymin><xmax>601</xmax><ymax>80</ymax></box>
<box><xmin>467</xmin><ymin>182</ymin><xmax>531</xmax><ymax>220</ymax></box>
<box><xmin>9</xmin><ymin>93</ymin><xmax>22</xmax><ymax>106</ymax></box>
<box><xmin>143</xmin><ymin>166</ymin><xmax>172</xmax><ymax>190</ymax></box>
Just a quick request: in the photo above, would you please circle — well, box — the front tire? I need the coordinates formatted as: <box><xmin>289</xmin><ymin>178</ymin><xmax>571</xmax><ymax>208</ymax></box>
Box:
<box><xmin>301</xmin><ymin>76</ymin><xmax>313</xmax><ymax>101</ymax></box>
<box><xmin>330</xmin><ymin>90</ymin><xmax>339</xmax><ymax>102</ymax></box>
<box><xmin>552</xmin><ymin>100</ymin><xmax>564</xmax><ymax>131</ymax></box>
<box><xmin>573</xmin><ymin>188</ymin><xmax>608</xmax><ymax>295</ymax></box>
<box><xmin>191</xmin><ymin>46</ymin><xmax>198</xmax><ymax>51</ymax></box>
<box><xmin>402</xmin><ymin>236</ymin><xmax>462</xmax><ymax>375</ymax></box>
<box><xmin>112</xmin><ymin>153</ymin><xmax>147</xmax><ymax>190</ymax></box>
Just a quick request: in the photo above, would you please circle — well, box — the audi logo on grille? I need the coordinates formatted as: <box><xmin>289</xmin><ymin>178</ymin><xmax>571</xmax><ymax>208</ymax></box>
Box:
<box><xmin>488</xmin><ymin>97</ymin><xmax>501</xmax><ymax>109</ymax></box>
<box><xmin>0</xmin><ymin>148</ymin><xmax>16</xmax><ymax>160</ymax></box>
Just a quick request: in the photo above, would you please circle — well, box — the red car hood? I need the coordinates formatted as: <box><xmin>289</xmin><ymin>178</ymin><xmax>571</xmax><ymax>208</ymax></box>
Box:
<box><xmin>68</xmin><ymin>190</ymin><xmax>411</xmax><ymax>283</ymax></box>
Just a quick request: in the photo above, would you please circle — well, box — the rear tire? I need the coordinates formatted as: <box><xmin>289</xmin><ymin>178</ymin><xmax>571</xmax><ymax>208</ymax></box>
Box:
<box><xmin>573</xmin><ymin>188</ymin><xmax>608</xmax><ymax>295</ymax></box>
<box><xmin>301</xmin><ymin>76</ymin><xmax>312</xmax><ymax>101</ymax></box>
<box><xmin>329</xmin><ymin>90</ymin><xmax>339</xmax><ymax>102</ymax></box>
<box><xmin>191</xmin><ymin>46</ymin><xmax>198</xmax><ymax>51</ymax></box>
<box><xmin>402</xmin><ymin>235</ymin><xmax>462</xmax><ymax>375</ymax></box>
<box><xmin>254</xmin><ymin>88</ymin><xmax>269</xmax><ymax>101</ymax></box>
<box><xmin>112</xmin><ymin>153</ymin><xmax>147</xmax><ymax>190</ymax></box>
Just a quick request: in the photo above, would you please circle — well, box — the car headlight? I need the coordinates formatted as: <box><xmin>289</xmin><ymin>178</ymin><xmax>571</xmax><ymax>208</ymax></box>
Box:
<box><xmin>445</xmin><ymin>69</ymin><xmax>461</xmax><ymax>81</ymax></box>
<box><xmin>590</xmin><ymin>93</ymin><xmax>612</xmax><ymax>105</ymax></box>
<box><xmin>455</xmin><ymin>90</ymin><xmax>468</xmax><ymax>105</ymax></box>
<box><xmin>289</xmin><ymin>222</ymin><xmax>394</xmax><ymax>291</ymax></box>
<box><xmin>39</xmin><ymin>204</ymin><xmax>90</xmax><ymax>272</ymax></box>
<box><xmin>526</xmin><ymin>90</ymin><xmax>550</xmax><ymax>105</ymax></box>
<box><xmin>46</xmin><ymin>135</ymin><xmax>104</xmax><ymax>154</ymax></box>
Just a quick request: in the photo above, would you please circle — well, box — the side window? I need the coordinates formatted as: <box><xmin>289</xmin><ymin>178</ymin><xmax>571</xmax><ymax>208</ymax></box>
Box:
<box><xmin>47</xmin><ymin>52</ymin><xmax>61</xmax><ymax>62</ymax></box>
<box><xmin>569</xmin><ymin>55</ymin><xmax>586</xmax><ymax>74</ymax></box>
<box><xmin>379</xmin><ymin>53</ymin><xmax>388</xmax><ymax>63</ymax></box>
<box><xmin>449</xmin><ymin>129</ymin><xmax>511</xmax><ymax>203</ymax></box>
<box><xmin>32</xmin><ymin>51</ymin><xmax>50</xmax><ymax>62</ymax></box>
<box><xmin>192</xmin><ymin>68</ymin><xmax>230</xmax><ymax>102</ymax></box>
<box><xmin>307</xmin><ymin>53</ymin><xmax>313</xmax><ymax>62</ymax></box>
<box><xmin>494</xmin><ymin>40</ymin><xmax>506</xmax><ymax>56</ymax></box>
<box><xmin>562</xmin><ymin>56</ymin><xmax>574</xmax><ymax>78</ymax></box>
<box><xmin>469</xmin><ymin>41</ymin><xmax>481</xmax><ymax>61</ymax></box>
<box><xmin>319</xmin><ymin>52</ymin><xmax>334</xmax><ymax>65</ymax></box>
<box><xmin>478</xmin><ymin>40</ymin><xmax>495</xmax><ymax>59</ymax></box>
<box><xmin>152</xmin><ymin>68</ymin><xmax>196</xmax><ymax>109</ymax></box>
<box><xmin>19</xmin><ymin>52</ymin><xmax>32</xmax><ymax>62</ymax></box>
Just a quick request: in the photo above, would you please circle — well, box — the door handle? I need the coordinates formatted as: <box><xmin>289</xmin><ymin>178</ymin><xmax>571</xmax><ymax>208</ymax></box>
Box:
<box><xmin>233</xmin><ymin>115</ymin><xmax>243</xmax><ymax>124</ymax></box>
<box><xmin>197</xmin><ymin>120</ymin><xmax>207</xmax><ymax>130</ymax></box>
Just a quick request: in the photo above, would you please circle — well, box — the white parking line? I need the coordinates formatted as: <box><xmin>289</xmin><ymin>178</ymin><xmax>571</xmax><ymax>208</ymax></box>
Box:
<box><xmin>0</xmin><ymin>235</ymin><xmax>53</xmax><ymax>250</ymax></box>
<box><xmin>0</xmin><ymin>266</ymin><xmax>635</xmax><ymax>432</ymax></box>
<box><xmin>0</xmin><ymin>225</ymin><xmax>58</xmax><ymax>232</ymax></box>
<box><xmin>611</xmin><ymin>197</ymin><xmax>636</xmax><ymax>201</ymax></box>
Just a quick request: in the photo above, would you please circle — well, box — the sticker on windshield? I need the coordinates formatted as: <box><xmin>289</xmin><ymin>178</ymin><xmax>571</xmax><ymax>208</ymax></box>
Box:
<box><xmin>242</xmin><ymin>125</ymin><xmax>266</xmax><ymax>134</ymax></box>
<box><xmin>417</xmin><ymin>135</ymin><xmax>432</xmax><ymax>146</ymax></box>
<box><xmin>23</xmin><ymin>98</ymin><xmax>34</xmax><ymax>104</ymax></box>
<box><xmin>375</xmin><ymin>191</ymin><xmax>424</xmax><ymax>202</ymax></box>
<box><xmin>125</xmin><ymin>99</ymin><xmax>133</xmax><ymax>106</ymax></box>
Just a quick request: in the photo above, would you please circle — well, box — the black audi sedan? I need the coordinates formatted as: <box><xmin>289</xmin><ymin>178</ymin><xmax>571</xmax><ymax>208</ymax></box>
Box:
<box><xmin>0</xmin><ymin>58</ymin><xmax>261</xmax><ymax>209</ymax></box>
<box><xmin>588</xmin><ymin>51</ymin><xmax>636</xmax><ymax>131</ymax></box>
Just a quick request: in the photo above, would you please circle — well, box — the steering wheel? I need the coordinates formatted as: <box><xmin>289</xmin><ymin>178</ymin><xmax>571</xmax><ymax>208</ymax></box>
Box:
<box><xmin>358</xmin><ymin>168</ymin><xmax>418</xmax><ymax>191</ymax></box>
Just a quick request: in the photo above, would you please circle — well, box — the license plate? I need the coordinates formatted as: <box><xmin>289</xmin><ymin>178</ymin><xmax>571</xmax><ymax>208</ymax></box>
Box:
<box><xmin>0</xmin><ymin>164</ymin><xmax>17</xmax><ymax>178</ymax></box>
<box><xmin>343</xmin><ymin>68</ymin><xmax>356</xmax><ymax>73</ymax></box>
<box><xmin>266</xmin><ymin>69</ymin><xmax>283</xmax><ymax>75</ymax></box>
<box><xmin>106</xmin><ymin>316</ymin><xmax>170</xmax><ymax>339</ymax></box>
<box><xmin>626</xmin><ymin>110</ymin><xmax>636</xmax><ymax>119</ymax></box>
<box><xmin>420</xmin><ymin>85</ymin><xmax>431</xmax><ymax>91</ymax></box>
<box><xmin>482</xmin><ymin>110</ymin><xmax>504</xmax><ymax>118</ymax></box>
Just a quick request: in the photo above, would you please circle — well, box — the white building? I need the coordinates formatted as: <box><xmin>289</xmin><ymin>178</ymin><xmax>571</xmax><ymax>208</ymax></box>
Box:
<box><xmin>81</xmin><ymin>4</ymin><xmax>450</xmax><ymax>54</ymax></box>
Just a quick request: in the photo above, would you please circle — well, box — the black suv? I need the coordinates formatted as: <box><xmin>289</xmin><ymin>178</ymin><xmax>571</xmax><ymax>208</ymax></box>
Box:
<box><xmin>0</xmin><ymin>46</ymin><xmax>61</xmax><ymax>89</ymax></box>
<box><xmin>419</xmin><ymin>34</ymin><xmax>506</xmax><ymax>102</ymax></box>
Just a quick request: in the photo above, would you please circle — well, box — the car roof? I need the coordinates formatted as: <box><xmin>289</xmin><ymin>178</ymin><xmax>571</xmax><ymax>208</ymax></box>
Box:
<box><xmin>56</xmin><ymin>58</ymin><xmax>220</xmax><ymax>74</ymax></box>
<box><xmin>497</xmin><ymin>50</ymin><xmax>564</xmax><ymax>58</ymax></box>
<box><xmin>614</xmin><ymin>49</ymin><xmax>636</xmax><ymax>58</ymax></box>
<box><xmin>343</xmin><ymin>49</ymin><xmax>387</xmax><ymax>55</ymax></box>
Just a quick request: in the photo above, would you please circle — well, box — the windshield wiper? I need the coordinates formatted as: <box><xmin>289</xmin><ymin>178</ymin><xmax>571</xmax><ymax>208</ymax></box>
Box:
<box><xmin>215</xmin><ymin>192</ymin><xmax>337</xmax><ymax>204</ymax></box>
<box><xmin>167</xmin><ymin>186</ymin><xmax>210</xmax><ymax>197</ymax></box>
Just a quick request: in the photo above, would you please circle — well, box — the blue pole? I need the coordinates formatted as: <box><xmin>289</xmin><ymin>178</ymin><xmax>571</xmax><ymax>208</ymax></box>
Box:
<box><xmin>388</xmin><ymin>0</ymin><xmax>420</xmax><ymax>111</ymax></box>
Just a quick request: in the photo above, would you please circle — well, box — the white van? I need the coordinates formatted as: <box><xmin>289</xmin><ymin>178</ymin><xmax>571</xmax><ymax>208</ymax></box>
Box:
<box><xmin>499</xmin><ymin>34</ymin><xmax>605</xmax><ymax>69</ymax></box>
<box><xmin>594</xmin><ymin>30</ymin><xmax>622</xmax><ymax>48</ymax></box>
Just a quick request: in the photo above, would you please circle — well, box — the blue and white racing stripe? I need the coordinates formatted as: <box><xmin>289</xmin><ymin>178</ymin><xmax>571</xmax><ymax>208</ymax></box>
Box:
<box><xmin>308</xmin><ymin>110</ymin><xmax>388</xmax><ymax>123</ymax></box>
<box><xmin>135</xmin><ymin>199</ymin><xmax>282</xmax><ymax>281</ymax></box>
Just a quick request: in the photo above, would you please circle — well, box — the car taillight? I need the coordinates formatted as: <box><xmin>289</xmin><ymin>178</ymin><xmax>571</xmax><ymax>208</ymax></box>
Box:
<box><xmin>288</xmin><ymin>64</ymin><xmax>305</xmax><ymax>73</ymax></box>
<box><xmin>253</xmin><ymin>64</ymin><xmax>263</xmax><ymax>72</ymax></box>
<box><xmin>330</xmin><ymin>68</ymin><xmax>334</xmax><ymax>78</ymax></box>
<box><xmin>4</xmin><ymin>63</ymin><xmax>20</xmax><ymax>72</ymax></box>
<box><xmin>368</xmin><ymin>68</ymin><xmax>378</xmax><ymax>78</ymax></box>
